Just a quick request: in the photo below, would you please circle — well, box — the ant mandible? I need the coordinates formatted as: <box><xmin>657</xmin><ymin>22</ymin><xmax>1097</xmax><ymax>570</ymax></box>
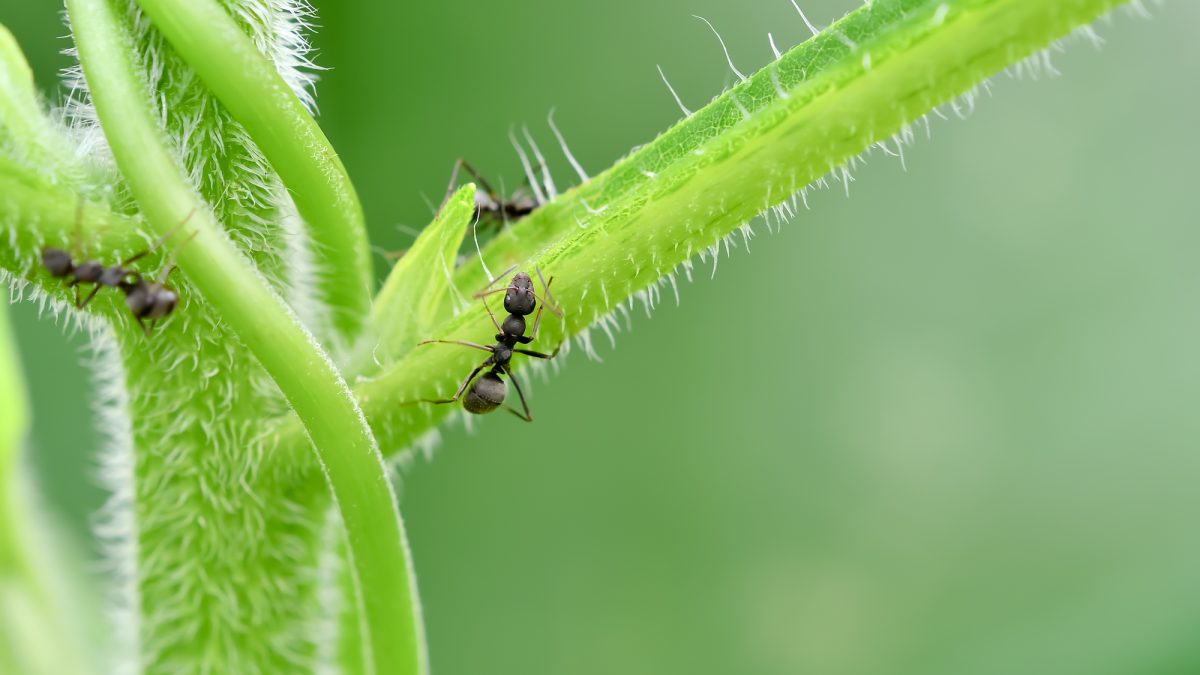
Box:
<box><xmin>414</xmin><ymin>267</ymin><xmax>560</xmax><ymax>421</ymax></box>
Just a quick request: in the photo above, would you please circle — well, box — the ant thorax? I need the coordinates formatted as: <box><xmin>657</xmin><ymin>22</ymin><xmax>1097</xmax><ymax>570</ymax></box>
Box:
<box><xmin>501</xmin><ymin>314</ymin><xmax>526</xmax><ymax>337</ymax></box>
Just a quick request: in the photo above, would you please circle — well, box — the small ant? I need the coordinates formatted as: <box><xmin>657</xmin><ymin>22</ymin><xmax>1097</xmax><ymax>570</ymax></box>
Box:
<box><xmin>382</xmin><ymin>160</ymin><xmax>541</xmax><ymax>264</ymax></box>
<box><xmin>413</xmin><ymin>267</ymin><xmax>560</xmax><ymax>421</ymax></box>
<box><xmin>445</xmin><ymin>159</ymin><xmax>540</xmax><ymax>231</ymax></box>
<box><xmin>41</xmin><ymin>210</ymin><xmax>195</xmax><ymax>336</ymax></box>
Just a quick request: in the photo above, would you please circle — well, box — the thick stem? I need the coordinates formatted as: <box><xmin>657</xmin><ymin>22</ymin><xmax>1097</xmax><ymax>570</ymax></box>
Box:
<box><xmin>132</xmin><ymin>0</ymin><xmax>373</xmax><ymax>344</ymax></box>
<box><xmin>65</xmin><ymin>0</ymin><xmax>425</xmax><ymax>672</ymax></box>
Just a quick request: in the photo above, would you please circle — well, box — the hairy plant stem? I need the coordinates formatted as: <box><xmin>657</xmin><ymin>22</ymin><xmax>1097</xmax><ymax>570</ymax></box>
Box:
<box><xmin>270</xmin><ymin>0</ymin><xmax>1129</xmax><ymax>465</ymax></box>
<box><xmin>0</xmin><ymin>0</ymin><xmax>1135</xmax><ymax>670</ymax></box>
<box><xmin>65</xmin><ymin>0</ymin><xmax>425</xmax><ymax>672</ymax></box>
<box><xmin>133</xmin><ymin>0</ymin><xmax>373</xmax><ymax>345</ymax></box>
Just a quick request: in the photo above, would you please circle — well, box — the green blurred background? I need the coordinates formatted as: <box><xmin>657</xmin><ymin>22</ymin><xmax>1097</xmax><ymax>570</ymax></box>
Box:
<box><xmin>5</xmin><ymin>1</ymin><xmax>1200</xmax><ymax>673</ymax></box>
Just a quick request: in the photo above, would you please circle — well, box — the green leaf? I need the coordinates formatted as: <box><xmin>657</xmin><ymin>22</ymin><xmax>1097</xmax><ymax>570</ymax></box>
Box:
<box><xmin>351</xmin><ymin>183</ymin><xmax>475</xmax><ymax>375</ymax></box>
<box><xmin>0</xmin><ymin>24</ymin><xmax>75</xmax><ymax>172</ymax></box>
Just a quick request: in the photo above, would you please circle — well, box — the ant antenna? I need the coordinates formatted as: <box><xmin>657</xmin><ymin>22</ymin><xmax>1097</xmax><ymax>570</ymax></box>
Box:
<box><xmin>480</xmin><ymin>264</ymin><xmax>518</xmax><ymax>292</ymax></box>
<box><xmin>158</xmin><ymin>230</ymin><xmax>199</xmax><ymax>283</ymax></box>
<box><xmin>473</xmin><ymin>282</ymin><xmax>563</xmax><ymax>318</ymax></box>
<box><xmin>124</xmin><ymin>208</ymin><xmax>197</xmax><ymax>267</ymax></box>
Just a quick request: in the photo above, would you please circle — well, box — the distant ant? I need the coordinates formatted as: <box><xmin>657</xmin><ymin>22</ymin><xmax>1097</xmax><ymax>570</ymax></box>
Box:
<box><xmin>41</xmin><ymin>208</ymin><xmax>196</xmax><ymax>336</ymax></box>
<box><xmin>381</xmin><ymin>160</ymin><xmax>541</xmax><ymax>264</ymax></box>
<box><xmin>445</xmin><ymin>159</ymin><xmax>540</xmax><ymax>231</ymax></box>
<box><xmin>411</xmin><ymin>266</ymin><xmax>561</xmax><ymax>421</ymax></box>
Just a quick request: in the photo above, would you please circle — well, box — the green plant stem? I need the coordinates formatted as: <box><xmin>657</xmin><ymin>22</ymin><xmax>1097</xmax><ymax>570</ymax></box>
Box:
<box><xmin>132</xmin><ymin>0</ymin><xmax>373</xmax><ymax>343</ymax></box>
<box><xmin>65</xmin><ymin>0</ymin><xmax>425</xmax><ymax>672</ymax></box>
<box><xmin>0</xmin><ymin>158</ymin><xmax>144</xmax><ymax>250</ymax></box>
<box><xmin>0</xmin><ymin>293</ymin><xmax>29</xmax><ymax>533</ymax></box>
<box><xmin>0</xmin><ymin>25</ymin><xmax>69</xmax><ymax>166</ymax></box>
<box><xmin>263</xmin><ymin>0</ymin><xmax>1128</xmax><ymax>462</ymax></box>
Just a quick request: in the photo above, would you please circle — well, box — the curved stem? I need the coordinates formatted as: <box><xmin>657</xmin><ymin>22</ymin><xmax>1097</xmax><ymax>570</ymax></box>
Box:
<box><xmin>65</xmin><ymin>0</ymin><xmax>425</xmax><ymax>672</ymax></box>
<box><xmin>133</xmin><ymin>0</ymin><xmax>373</xmax><ymax>343</ymax></box>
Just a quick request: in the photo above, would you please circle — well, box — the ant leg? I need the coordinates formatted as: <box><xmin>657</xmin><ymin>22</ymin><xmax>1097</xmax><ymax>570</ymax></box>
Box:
<box><xmin>514</xmin><ymin>347</ymin><xmax>557</xmax><ymax>360</ymax></box>
<box><xmin>454</xmin><ymin>159</ymin><xmax>501</xmax><ymax>201</ymax></box>
<box><xmin>502</xmin><ymin>366</ymin><xmax>534</xmax><ymax>422</ymax></box>
<box><xmin>417</xmin><ymin>339</ymin><xmax>494</xmax><ymax>354</ymax></box>
<box><xmin>423</xmin><ymin>361</ymin><xmax>488</xmax><ymax>405</ymax></box>
<box><xmin>76</xmin><ymin>284</ymin><xmax>102</xmax><ymax>310</ymax></box>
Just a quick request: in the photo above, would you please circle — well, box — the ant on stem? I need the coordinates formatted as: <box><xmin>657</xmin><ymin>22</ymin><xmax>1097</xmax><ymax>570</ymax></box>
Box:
<box><xmin>444</xmin><ymin>159</ymin><xmax>540</xmax><ymax>232</ymax></box>
<box><xmin>411</xmin><ymin>266</ymin><xmax>560</xmax><ymax>421</ymax></box>
<box><xmin>41</xmin><ymin>207</ymin><xmax>196</xmax><ymax>336</ymax></box>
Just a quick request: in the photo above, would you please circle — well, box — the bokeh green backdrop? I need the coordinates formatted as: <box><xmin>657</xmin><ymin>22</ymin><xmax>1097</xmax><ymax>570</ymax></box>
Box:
<box><xmin>4</xmin><ymin>1</ymin><xmax>1200</xmax><ymax>673</ymax></box>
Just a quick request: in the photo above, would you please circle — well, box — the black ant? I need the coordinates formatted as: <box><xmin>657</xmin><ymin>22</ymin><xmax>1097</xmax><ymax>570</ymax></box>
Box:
<box><xmin>445</xmin><ymin>159</ymin><xmax>540</xmax><ymax>231</ymax></box>
<box><xmin>413</xmin><ymin>267</ymin><xmax>560</xmax><ymax>421</ymax></box>
<box><xmin>41</xmin><ymin>210</ymin><xmax>195</xmax><ymax>336</ymax></box>
<box><xmin>382</xmin><ymin>160</ymin><xmax>541</xmax><ymax>265</ymax></box>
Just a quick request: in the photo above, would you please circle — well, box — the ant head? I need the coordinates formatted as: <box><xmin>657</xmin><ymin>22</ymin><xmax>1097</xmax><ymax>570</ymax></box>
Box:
<box><xmin>504</xmin><ymin>272</ymin><xmax>536</xmax><ymax>315</ymax></box>
<box><xmin>463</xmin><ymin>372</ymin><xmax>506</xmax><ymax>414</ymax></box>
<box><xmin>41</xmin><ymin>248</ymin><xmax>73</xmax><ymax>277</ymax></box>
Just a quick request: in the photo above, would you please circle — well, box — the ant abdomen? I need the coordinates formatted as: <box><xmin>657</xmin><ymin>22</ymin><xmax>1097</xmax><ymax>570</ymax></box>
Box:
<box><xmin>463</xmin><ymin>372</ymin><xmax>506</xmax><ymax>414</ymax></box>
<box><xmin>125</xmin><ymin>284</ymin><xmax>178</xmax><ymax>321</ymax></box>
